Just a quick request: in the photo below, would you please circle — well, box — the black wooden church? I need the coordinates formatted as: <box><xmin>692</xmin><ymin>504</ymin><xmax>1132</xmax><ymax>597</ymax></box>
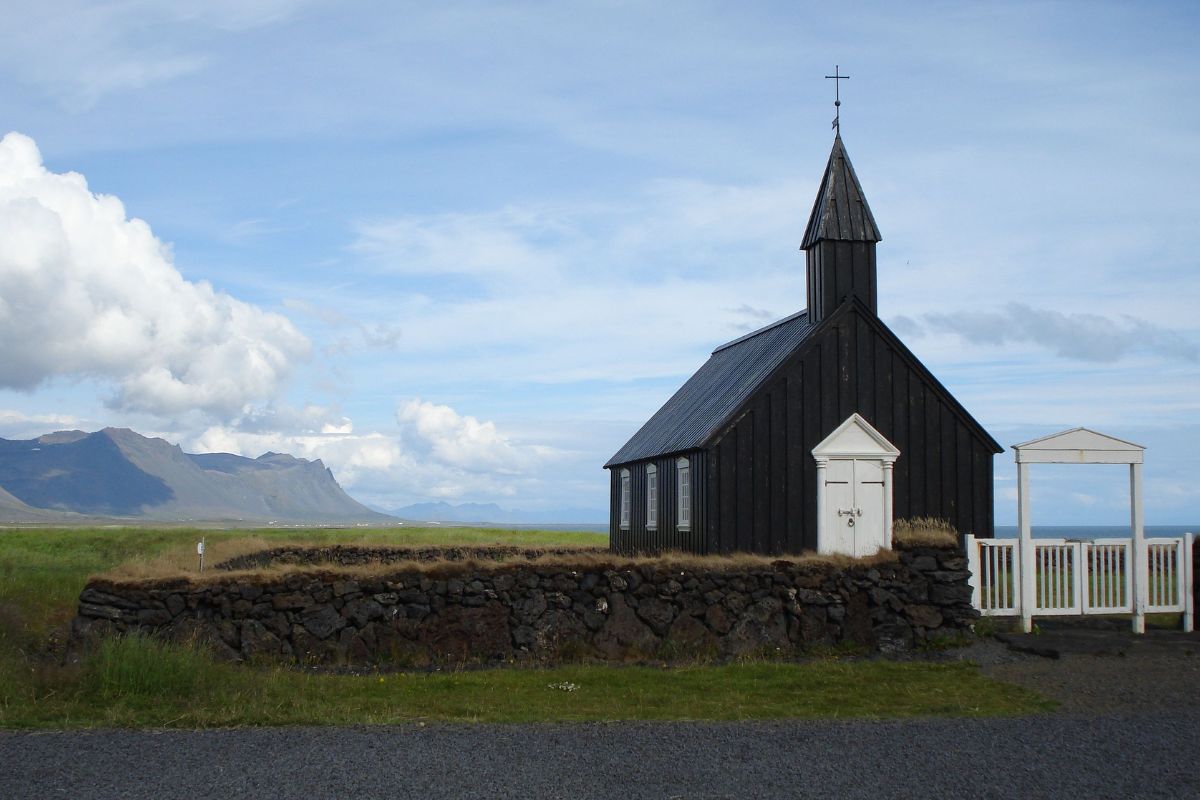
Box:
<box><xmin>605</xmin><ymin>133</ymin><xmax>1002</xmax><ymax>555</ymax></box>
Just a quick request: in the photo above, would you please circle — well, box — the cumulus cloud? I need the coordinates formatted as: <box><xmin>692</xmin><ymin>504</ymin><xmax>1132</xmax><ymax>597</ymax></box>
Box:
<box><xmin>893</xmin><ymin>303</ymin><xmax>1199</xmax><ymax>363</ymax></box>
<box><xmin>187</xmin><ymin>398</ymin><xmax>552</xmax><ymax>505</ymax></box>
<box><xmin>0</xmin><ymin>132</ymin><xmax>310</xmax><ymax>417</ymax></box>
<box><xmin>191</xmin><ymin>424</ymin><xmax>406</xmax><ymax>490</ymax></box>
<box><xmin>0</xmin><ymin>409</ymin><xmax>83</xmax><ymax>439</ymax></box>
<box><xmin>397</xmin><ymin>398</ymin><xmax>532</xmax><ymax>473</ymax></box>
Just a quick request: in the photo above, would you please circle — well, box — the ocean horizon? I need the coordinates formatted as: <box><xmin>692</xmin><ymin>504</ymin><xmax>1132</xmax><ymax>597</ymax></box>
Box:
<box><xmin>993</xmin><ymin>525</ymin><xmax>1198</xmax><ymax>539</ymax></box>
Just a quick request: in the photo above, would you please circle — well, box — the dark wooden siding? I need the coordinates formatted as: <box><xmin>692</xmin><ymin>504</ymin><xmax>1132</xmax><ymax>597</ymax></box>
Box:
<box><xmin>703</xmin><ymin>302</ymin><xmax>996</xmax><ymax>554</ymax></box>
<box><xmin>607</xmin><ymin>451</ymin><xmax>707</xmax><ymax>555</ymax></box>
<box><xmin>806</xmin><ymin>241</ymin><xmax>877</xmax><ymax>324</ymax></box>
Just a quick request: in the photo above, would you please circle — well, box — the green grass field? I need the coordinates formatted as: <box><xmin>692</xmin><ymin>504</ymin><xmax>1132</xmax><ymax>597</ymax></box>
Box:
<box><xmin>0</xmin><ymin>525</ymin><xmax>1054</xmax><ymax>728</ymax></box>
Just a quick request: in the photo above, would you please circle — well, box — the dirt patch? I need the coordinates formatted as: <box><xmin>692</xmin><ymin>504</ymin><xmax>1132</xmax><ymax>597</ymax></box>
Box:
<box><xmin>942</xmin><ymin>630</ymin><xmax>1200</xmax><ymax>714</ymax></box>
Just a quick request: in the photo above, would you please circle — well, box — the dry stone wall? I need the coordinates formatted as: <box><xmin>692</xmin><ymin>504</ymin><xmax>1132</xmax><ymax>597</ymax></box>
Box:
<box><xmin>216</xmin><ymin>545</ymin><xmax>604</xmax><ymax>572</ymax></box>
<box><xmin>72</xmin><ymin>546</ymin><xmax>977</xmax><ymax>666</ymax></box>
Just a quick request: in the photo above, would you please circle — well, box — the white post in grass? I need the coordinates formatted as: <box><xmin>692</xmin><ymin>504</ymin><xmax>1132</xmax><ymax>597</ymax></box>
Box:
<box><xmin>1017</xmin><ymin>461</ymin><xmax>1034</xmax><ymax>633</ymax></box>
<box><xmin>1182</xmin><ymin>532</ymin><xmax>1194</xmax><ymax>634</ymax></box>
<box><xmin>1130</xmin><ymin>462</ymin><xmax>1146</xmax><ymax>634</ymax></box>
<box><xmin>198</xmin><ymin>537</ymin><xmax>206</xmax><ymax>573</ymax></box>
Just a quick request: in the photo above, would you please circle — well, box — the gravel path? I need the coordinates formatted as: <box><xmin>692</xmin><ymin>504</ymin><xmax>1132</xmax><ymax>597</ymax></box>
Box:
<box><xmin>4</xmin><ymin>714</ymin><xmax>1198</xmax><ymax>800</ymax></box>
<box><xmin>939</xmin><ymin>629</ymin><xmax>1200</xmax><ymax>714</ymax></box>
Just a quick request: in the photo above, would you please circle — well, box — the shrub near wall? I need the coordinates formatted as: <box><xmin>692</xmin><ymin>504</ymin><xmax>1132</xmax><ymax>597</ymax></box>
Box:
<box><xmin>71</xmin><ymin>546</ymin><xmax>978</xmax><ymax>666</ymax></box>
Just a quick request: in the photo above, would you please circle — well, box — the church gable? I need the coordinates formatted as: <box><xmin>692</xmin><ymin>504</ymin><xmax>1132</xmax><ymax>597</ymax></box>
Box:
<box><xmin>705</xmin><ymin>300</ymin><xmax>999</xmax><ymax>553</ymax></box>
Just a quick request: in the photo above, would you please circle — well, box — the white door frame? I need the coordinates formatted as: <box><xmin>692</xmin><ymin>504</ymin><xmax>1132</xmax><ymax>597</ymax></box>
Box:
<box><xmin>813</xmin><ymin>413</ymin><xmax>900</xmax><ymax>556</ymax></box>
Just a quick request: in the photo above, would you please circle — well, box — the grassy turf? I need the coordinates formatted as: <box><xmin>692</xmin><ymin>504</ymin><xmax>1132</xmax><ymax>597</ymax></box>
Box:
<box><xmin>0</xmin><ymin>525</ymin><xmax>1055</xmax><ymax>728</ymax></box>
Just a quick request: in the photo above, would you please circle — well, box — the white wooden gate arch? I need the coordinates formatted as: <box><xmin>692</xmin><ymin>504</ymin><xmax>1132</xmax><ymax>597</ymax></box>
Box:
<box><xmin>1014</xmin><ymin>428</ymin><xmax>1147</xmax><ymax>633</ymax></box>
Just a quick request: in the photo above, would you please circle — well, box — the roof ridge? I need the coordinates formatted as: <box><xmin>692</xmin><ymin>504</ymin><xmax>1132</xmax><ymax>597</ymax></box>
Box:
<box><xmin>712</xmin><ymin>309</ymin><xmax>808</xmax><ymax>354</ymax></box>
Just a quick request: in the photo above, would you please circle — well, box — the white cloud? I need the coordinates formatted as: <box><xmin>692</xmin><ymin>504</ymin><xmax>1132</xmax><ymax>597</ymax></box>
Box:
<box><xmin>397</xmin><ymin>398</ymin><xmax>532</xmax><ymax>473</ymax></box>
<box><xmin>0</xmin><ymin>409</ymin><xmax>83</xmax><ymax>439</ymax></box>
<box><xmin>187</xmin><ymin>398</ymin><xmax>553</xmax><ymax>507</ymax></box>
<box><xmin>352</xmin><ymin>207</ymin><xmax>567</xmax><ymax>287</ymax></box>
<box><xmin>0</xmin><ymin>1</ymin><xmax>313</xmax><ymax>108</ymax></box>
<box><xmin>0</xmin><ymin>132</ymin><xmax>309</xmax><ymax>417</ymax></box>
<box><xmin>894</xmin><ymin>303</ymin><xmax>1199</xmax><ymax>363</ymax></box>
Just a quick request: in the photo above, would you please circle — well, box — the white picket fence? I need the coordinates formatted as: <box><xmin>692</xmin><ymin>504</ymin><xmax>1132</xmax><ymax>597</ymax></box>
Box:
<box><xmin>964</xmin><ymin>533</ymin><xmax>1195</xmax><ymax>632</ymax></box>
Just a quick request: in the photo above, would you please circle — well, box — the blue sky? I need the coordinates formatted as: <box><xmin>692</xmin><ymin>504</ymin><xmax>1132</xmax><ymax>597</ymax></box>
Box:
<box><xmin>0</xmin><ymin>0</ymin><xmax>1197</xmax><ymax>525</ymax></box>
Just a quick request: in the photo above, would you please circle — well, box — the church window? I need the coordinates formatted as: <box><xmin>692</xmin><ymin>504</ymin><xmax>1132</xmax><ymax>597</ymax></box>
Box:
<box><xmin>620</xmin><ymin>469</ymin><xmax>631</xmax><ymax>529</ymax></box>
<box><xmin>646</xmin><ymin>464</ymin><xmax>658</xmax><ymax>529</ymax></box>
<box><xmin>677</xmin><ymin>457</ymin><xmax>691</xmax><ymax>529</ymax></box>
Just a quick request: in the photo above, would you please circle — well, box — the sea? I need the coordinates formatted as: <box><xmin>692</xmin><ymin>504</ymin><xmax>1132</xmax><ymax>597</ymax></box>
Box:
<box><xmin>993</xmin><ymin>525</ymin><xmax>1198</xmax><ymax>540</ymax></box>
<box><xmin>486</xmin><ymin>524</ymin><xmax>1198</xmax><ymax>539</ymax></box>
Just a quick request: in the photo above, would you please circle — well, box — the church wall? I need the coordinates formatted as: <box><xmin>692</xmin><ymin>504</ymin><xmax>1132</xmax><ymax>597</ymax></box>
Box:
<box><xmin>608</xmin><ymin>451</ymin><xmax>708</xmax><ymax>555</ymax></box>
<box><xmin>704</xmin><ymin>303</ymin><xmax>996</xmax><ymax>555</ymax></box>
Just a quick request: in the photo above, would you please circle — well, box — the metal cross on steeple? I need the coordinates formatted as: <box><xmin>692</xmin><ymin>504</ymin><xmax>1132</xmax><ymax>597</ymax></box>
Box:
<box><xmin>825</xmin><ymin>65</ymin><xmax>849</xmax><ymax>131</ymax></box>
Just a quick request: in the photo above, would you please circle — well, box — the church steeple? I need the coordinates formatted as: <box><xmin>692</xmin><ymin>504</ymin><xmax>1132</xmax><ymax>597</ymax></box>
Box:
<box><xmin>801</xmin><ymin>134</ymin><xmax>882</xmax><ymax>323</ymax></box>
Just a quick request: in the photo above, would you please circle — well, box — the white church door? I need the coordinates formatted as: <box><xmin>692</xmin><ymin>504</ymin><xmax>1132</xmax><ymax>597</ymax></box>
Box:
<box><xmin>823</xmin><ymin>458</ymin><xmax>886</xmax><ymax>557</ymax></box>
<box><xmin>813</xmin><ymin>414</ymin><xmax>899</xmax><ymax>557</ymax></box>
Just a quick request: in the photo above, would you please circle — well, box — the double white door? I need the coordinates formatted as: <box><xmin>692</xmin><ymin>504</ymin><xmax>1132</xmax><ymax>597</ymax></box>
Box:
<box><xmin>823</xmin><ymin>458</ymin><xmax>886</xmax><ymax>557</ymax></box>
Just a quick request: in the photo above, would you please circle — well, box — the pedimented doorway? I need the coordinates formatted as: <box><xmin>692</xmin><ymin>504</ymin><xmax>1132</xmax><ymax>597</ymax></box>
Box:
<box><xmin>813</xmin><ymin>414</ymin><xmax>900</xmax><ymax>557</ymax></box>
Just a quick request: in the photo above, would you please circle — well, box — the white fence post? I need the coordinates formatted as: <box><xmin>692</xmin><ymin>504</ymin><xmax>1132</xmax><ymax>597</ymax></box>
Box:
<box><xmin>1018</xmin><ymin>462</ymin><xmax>1035</xmax><ymax>632</ymax></box>
<box><xmin>1130</xmin><ymin>463</ymin><xmax>1146</xmax><ymax>634</ymax></box>
<box><xmin>1184</xmin><ymin>532</ymin><xmax>1195</xmax><ymax>634</ymax></box>
<box><xmin>964</xmin><ymin>534</ymin><xmax>980</xmax><ymax>611</ymax></box>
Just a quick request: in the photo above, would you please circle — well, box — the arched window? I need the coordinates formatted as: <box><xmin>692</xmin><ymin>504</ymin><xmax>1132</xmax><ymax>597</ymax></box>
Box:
<box><xmin>619</xmin><ymin>469</ymin><xmax>631</xmax><ymax>529</ymax></box>
<box><xmin>676</xmin><ymin>457</ymin><xmax>691</xmax><ymax>530</ymax></box>
<box><xmin>646</xmin><ymin>464</ymin><xmax>658</xmax><ymax>530</ymax></box>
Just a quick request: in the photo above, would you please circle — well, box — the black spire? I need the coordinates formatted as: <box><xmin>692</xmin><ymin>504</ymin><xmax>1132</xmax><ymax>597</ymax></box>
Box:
<box><xmin>802</xmin><ymin>134</ymin><xmax>882</xmax><ymax>323</ymax></box>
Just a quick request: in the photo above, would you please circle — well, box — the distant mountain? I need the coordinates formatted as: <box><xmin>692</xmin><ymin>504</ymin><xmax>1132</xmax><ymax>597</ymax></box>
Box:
<box><xmin>390</xmin><ymin>501</ymin><xmax>604</xmax><ymax>525</ymax></box>
<box><xmin>0</xmin><ymin>428</ymin><xmax>392</xmax><ymax>524</ymax></box>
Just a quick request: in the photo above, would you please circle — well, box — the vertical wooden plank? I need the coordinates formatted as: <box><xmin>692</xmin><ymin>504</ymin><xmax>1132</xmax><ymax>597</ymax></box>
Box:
<box><xmin>873</xmin><ymin>334</ymin><xmax>892</xmax><ymax>439</ymax></box>
<box><xmin>855</xmin><ymin>311</ymin><xmax>874</xmax><ymax>423</ymax></box>
<box><xmin>719</xmin><ymin>435</ymin><xmax>737</xmax><ymax>554</ymax></box>
<box><xmin>908</xmin><ymin>361</ymin><xmax>926</xmax><ymax>518</ymax></box>
<box><xmin>785</xmin><ymin>360</ymin><xmax>805</xmax><ymax>554</ymax></box>
<box><xmin>769</xmin><ymin>375</ymin><xmax>787</xmax><ymax>554</ymax></box>
<box><xmin>838</xmin><ymin>317</ymin><xmax>853</xmax><ymax>420</ymax></box>
<box><xmin>940</xmin><ymin>406</ymin><xmax>956</xmax><ymax>525</ymax></box>
<box><xmin>889</xmin><ymin>352</ymin><xmax>909</xmax><ymax>523</ymax></box>
<box><xmin>803</xmin><ymin>348</ymin><xmax>822</xmax><ymax>551</ymax></box>
<box><xmin>924</xmin><ymin>381</ymin><xmax>941</xmax><ymax>515</ymax></box>
<box><xmin>957</xmin><ymin>421</ymin><xmax>973</xmax><ymax>538</ymax></box>
<box><xmin>823</xmin><ymin>245</ymin><xmax>838</xmax><ymax>321</ymax></box>
<box><xmin>738</xmin><ymin>414</ymin><xmax>754</xmax><ymax>552</ymax></box>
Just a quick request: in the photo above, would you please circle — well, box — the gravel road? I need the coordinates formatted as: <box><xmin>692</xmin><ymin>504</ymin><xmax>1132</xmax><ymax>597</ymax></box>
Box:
<box><xmin>4</xmin><ymin>713</ymin><xmax>1198</xmax><ymax>800</ymax></box>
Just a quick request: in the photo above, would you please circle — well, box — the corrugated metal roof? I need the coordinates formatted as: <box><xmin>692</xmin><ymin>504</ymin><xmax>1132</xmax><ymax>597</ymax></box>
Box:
<box><xmin>605</xmin><ymin>311</ymin><xmax>816</xmax><ymax>467</ymax></box>
<box><xmin>801</xmin><ymin>134</ymin><xmax>882</xmax><ymax>248</ymax></box>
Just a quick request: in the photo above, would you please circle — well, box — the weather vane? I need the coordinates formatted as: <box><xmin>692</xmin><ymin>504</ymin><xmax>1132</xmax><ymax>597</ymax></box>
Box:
<box><xmin>826</xmin><ymin>65</ymin><xmax>849</xmax><ymax>132</ymax></box>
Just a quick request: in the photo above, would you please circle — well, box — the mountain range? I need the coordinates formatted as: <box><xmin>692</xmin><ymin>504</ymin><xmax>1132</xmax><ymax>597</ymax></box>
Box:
<box><xmin>0</xmin><ymin>428</ymin><xmax>391</xmax><ymax>524</ymax></box>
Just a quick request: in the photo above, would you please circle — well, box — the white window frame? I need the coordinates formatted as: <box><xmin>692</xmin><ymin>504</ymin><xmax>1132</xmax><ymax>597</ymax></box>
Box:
<box><xmin>676</xmin><ymin>457</ymin><xmax>691</xmax><ymax>530</ymax></box>
<box><xmin>619</xmin><ymin>468</ymin><xmax>631</xmax><ymax>529</ymax></box>
<box><xmin>646</xmin><ymin>464</ymin><xmax>658</xmax><ymax>530</ymax></box>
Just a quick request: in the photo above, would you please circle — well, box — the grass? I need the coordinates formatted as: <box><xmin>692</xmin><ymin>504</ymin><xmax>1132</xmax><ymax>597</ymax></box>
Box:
<box><xmin>892</xmin><ymin>517</ymin><xmax>958</xmax><ymax>548</ymax></box>
<box><xmin>0</xmin><ymin>633</ymin><xmax>1053</xmax><ymax>728</ymax></box>
<box><xmin>0</xmin><ymin>524</ymin><xmax>1055</xmax><ymax>728</ymax></box>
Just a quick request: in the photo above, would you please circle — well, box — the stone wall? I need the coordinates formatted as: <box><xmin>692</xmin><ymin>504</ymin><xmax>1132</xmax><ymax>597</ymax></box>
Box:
<box><xmin>72</xmin><ymin>545</ymin><xmax>977</xmax><ymax>666</ymax></box>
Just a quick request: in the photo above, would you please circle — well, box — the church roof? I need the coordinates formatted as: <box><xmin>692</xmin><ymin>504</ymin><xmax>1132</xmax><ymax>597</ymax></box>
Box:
<box><xmin>605</xmin><ymin>311</ymin><xmax>817</xmax><ymax>467</ymax></box>
<box><xmin>800</xmin><ymin>134</ymin><xmax>882</xmax><ymax>248</ymax></box>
